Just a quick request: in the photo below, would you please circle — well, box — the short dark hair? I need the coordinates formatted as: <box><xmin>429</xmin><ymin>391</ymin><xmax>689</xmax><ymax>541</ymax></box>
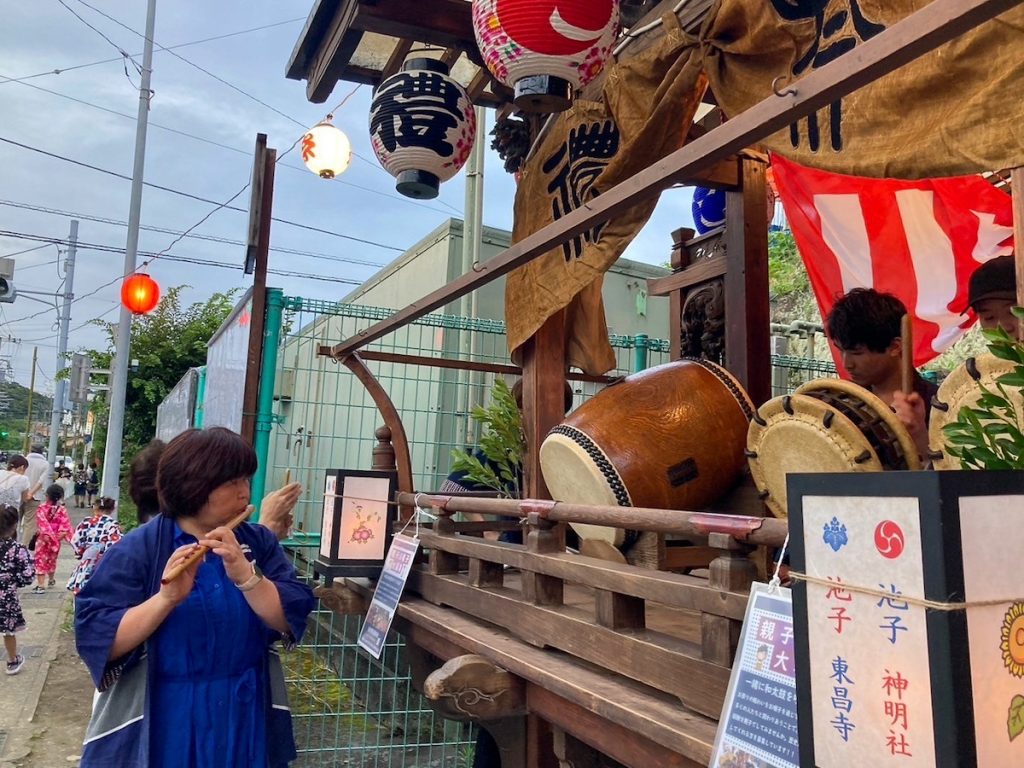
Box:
<box><xmin>94</xmin><ymin>496</ymin><xmax>116</xmax><ymax>513</ymax></box>
<box><xmin>30</xmin><ymin>444</ymin><xmax>43</xmax><ymax>454</ymax></box>
<box><xmin>157</xmin><ymin>428</ymin><xmax>256</xmax><ymax>518</ymax></box>
<box><xmin>45</xmin><ymin>483</ymin><xmax>64</xmax><ymax>502</ymax></box>
<box><xmin>968</xmin><ymin>254</ymin><xmax>1016</xmax><ymax>308</ymax></box>
<box><xmin>129</xmin><ymin>439</ymin><xmax>165</xmax><ymax>522</ymax></box>
<box><xmin>7</xmin><ymin>455</ymin><xmax>27</xmax><ymax>471</ymax></box>
<box><xmin>826</xmin><ymin>288</ymin><xmax>907</xmax><ymax>353</ymax></box>
<box><xmin>0</xmin><ymin>505</ymin><xmax>17</xmax><ymax>538</ymax></box>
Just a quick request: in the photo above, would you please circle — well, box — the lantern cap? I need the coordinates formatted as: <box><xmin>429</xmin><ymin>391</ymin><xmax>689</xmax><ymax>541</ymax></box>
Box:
<box><xmin>513</xmin><ymin>75</ymin><xmax>573</xmax><ymax>113</ymax></box>
<box><xmin>402</xmin><ymin>57</ymin><xmax>450</xmax><ymax>76</ymax></box>
<box><xmin>395</xmin><ymin>170</ymin><xmax>440</xmax><ymax>200</ymax></box>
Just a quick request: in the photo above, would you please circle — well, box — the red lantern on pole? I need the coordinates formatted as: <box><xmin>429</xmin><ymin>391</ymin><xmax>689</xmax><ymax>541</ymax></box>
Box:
<box><xmin>472</xmin><ymin>0</ymin><xmax>620</xmax><ymax>113</ymax></box>
<box><xmin>121</xmin><ymin>273</ymin><xmax>160</xmax><ymax>315</ymax></box>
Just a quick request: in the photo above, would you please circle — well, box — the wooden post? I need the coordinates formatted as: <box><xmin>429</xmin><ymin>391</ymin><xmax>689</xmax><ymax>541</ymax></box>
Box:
<box><xmin>520</xmin><ymin>311</ymin><xmax>567</xmax><ymax>500</ymax></box>
<box><xmin>241</xmin><ymin>134</ymin><xmax>274</xmax><ymax>445</ymax></box>
<box><xmin>667</xmin><ymin>227</ymin><xmax>694</xmax><ymax>361</ymax></box>
<box><xmin>521</xmin><ymin>517</ymin><xmax>563</xmax><ymax>608</ymax></box>
<box><xmin>1012</xmin><ymin>168</ymin><xmax>1024</xmax><ymax>333</ymax></box>
<box><xmin>372</xmin><ymin>425</ymin><xmax>397</xmax><ymax>472</ymax></box>
<box><xmin>724</xmin><ymin>157</ymin><xmax>771</xmax><ymax>406</ymax></box>
<box><xmin>701</xmin><ymin>532</ymin><xmax>756</xmax><ymax>667</ymax></box>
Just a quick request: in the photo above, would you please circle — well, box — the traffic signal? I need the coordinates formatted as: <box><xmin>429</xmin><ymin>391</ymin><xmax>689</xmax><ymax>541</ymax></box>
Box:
<box><xmin>0</xmin><ymin>258</ymin><xmax>16</xmax><ymax>304</ymax></box>
<box><xmin>69</xmin><ymin>353</ymin><xmax>91</xmax><ymax>404</ymax></box>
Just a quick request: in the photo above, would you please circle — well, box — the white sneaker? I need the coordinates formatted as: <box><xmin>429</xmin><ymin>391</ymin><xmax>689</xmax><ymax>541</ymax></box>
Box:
<box><xmin>5</xmin><ymin>655</ymin><xmax>24</xmax><ymax>675</ymax></box>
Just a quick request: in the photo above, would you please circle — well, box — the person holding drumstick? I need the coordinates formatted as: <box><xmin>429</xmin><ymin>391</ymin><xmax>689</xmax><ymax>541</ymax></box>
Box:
<box><xmin>75</xmin><ymin>427</ymin><xmax>315</xmax><ymax>768</ymax></box>
<box><xmin>826</xmin><ymin>288</ymin><xmax>939</xmax><ymax>461</ymax></box>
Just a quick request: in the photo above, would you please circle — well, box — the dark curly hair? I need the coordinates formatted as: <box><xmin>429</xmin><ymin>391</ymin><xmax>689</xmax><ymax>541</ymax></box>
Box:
<box><xmin>157</xmin><ymin>428</ymin><xmax>256</xmax><ymax>519</ymax></box>
<box><xmin>826</xmin><ymin>288</ymin><xmax>907</xmax><ymax>353</ymax></box>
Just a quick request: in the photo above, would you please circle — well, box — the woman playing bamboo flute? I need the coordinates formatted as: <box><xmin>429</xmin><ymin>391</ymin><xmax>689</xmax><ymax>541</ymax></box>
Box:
<box><xmin>75</xmin><ymin>427</ymin><xmax>315</xmax><ymax>768</ymax></box>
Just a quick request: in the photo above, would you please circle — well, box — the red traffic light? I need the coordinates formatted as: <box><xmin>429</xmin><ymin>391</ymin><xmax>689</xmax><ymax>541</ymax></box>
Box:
<box><xmin>121</xmin><ymin>273</ymin><xmax>160</xmax><ymax>315</ymax></box>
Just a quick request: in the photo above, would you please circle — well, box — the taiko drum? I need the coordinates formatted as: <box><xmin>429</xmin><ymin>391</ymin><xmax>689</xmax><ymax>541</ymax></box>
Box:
<box><xmin>539</xmin><ymin>359</ymin><xmax>754</xmax><ymax>546</ymax></box>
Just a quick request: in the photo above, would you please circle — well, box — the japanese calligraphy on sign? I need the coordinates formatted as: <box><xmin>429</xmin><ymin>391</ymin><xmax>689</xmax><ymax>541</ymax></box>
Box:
<box><xmin>800</xmin><ymin>496</ymin><xmax>935</xmax><ymax>766</ymax></box>
<box><xmin>370</xmin><ymin>71</ymin><xmax>465</xmax><ymax>159</ymax></box>
<box><xmin>711</xmin><ymin>584</ymin><xmax>800</xmax><ymax>768</ymax></box>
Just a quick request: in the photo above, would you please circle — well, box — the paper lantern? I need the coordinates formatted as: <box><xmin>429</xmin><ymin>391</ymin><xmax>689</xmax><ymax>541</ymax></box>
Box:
<box><xmin>314</xmin><ymin>468</ymin><xmax>398</xmax><ymax>582</ymax></box>
<box><xmin>121</xmin><ymin>273</ymin><xmax>160</xmax><ymax>315</ymax></box>
<box><xmin>369</xmin><ymin>59</ymin><xmax>477</xmax><ymax>200</ymax></box>
<box><xmin>473</xmin><ymin>0</ymin><xmax>620</xmax><ymax>112</ymax></box>
<box><xmin>692</xmin><ymin>187</ymin><xmax>727</xmax><ymax>234</ymax></box>
<box><xmin>301</xmin><ymin>116</ymin><xmax>352</xmax><ymax>179</ymax></box>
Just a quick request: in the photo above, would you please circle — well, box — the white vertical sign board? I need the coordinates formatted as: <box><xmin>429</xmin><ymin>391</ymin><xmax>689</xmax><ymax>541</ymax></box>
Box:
<box><xmin>960</xmin><ymin>495</ymin><xmax>1024</xmax><ymax>766</ymax></box>
<box><xmin>803</xmin><ymin>496</ymin><xmax>935</xmax><ymax>766</ymax></box>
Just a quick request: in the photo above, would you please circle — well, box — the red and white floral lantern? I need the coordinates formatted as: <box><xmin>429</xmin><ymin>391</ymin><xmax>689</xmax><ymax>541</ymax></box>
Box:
<box><xmin>369</xmin><ymin>59</ymin><xmax>477</xmax><ymax>200</ymax></box>
<box><xmin>473</xmin><ymin>0</ymin><xmax>620</xmax><ymax>113</ymax></box>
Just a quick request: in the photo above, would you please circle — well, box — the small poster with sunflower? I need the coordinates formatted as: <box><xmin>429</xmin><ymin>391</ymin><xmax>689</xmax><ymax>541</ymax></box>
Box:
<box><xmin>960</xmin><ymin>495</ymin><xmax>1024</xmax><ymax>766</ymax></box>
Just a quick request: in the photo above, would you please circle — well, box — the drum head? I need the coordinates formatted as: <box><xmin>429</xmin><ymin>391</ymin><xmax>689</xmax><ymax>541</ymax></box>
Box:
<box><xmin>539</xmin><ymin>428</ymin><xmax>628</xmax><ymax>547</ymax></box>
<box><xmin>795</xmin><ymin>378</ymin><xmax>922</xmax><ymax>472</ymax></box>
<box><xmin>929</xmin><ymin>354</ymin><xmax>1024</xmax><ymax>470</ymax></box>
<box><xmin>747</xmin><ymin>394</ymin><xmax>883</xmax><ymax>518</ymax></box>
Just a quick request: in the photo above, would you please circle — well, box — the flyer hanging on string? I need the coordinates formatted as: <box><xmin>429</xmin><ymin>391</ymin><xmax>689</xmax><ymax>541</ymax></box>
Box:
<box><xmin>357</xmin><ymin>533</ymin><xmax>420</xmax><ymax>659</ymax></box>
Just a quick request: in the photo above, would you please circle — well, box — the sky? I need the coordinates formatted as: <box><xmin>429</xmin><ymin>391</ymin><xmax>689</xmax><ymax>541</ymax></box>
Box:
<box><xmin>0</xmin><ymin>0</ymin><xmax>697</xmax><ymax>396</ymax></box>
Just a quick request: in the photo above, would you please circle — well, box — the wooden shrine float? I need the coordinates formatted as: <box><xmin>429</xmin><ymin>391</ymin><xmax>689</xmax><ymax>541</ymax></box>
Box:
<box><xmin>286</xmin><ymin>0</ymin><xmax>1024</xmax><ymax>765</ymax></box>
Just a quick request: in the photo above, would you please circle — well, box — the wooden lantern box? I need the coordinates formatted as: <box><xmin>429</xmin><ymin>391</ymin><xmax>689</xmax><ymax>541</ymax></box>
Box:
<box><xmin>789</xmin><ymin>470</ymin><xmax>1024</xmax><ymax>767</ymax></box>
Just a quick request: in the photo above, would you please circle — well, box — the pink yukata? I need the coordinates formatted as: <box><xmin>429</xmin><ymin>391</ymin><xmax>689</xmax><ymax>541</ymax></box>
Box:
<box><xmin>34</xmin><ymin>501</ymin><xmax>73</xmax><ymax>575</ymax></box>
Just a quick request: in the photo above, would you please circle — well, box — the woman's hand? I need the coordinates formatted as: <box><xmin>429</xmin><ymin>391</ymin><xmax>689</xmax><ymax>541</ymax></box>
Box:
<box><xmin>259</xmin><ymin>482</ymin><xmax>301</xmax><ymax>541</ymax></box>
<box><xmin>200</xmin><ymin>527</ymin><xmax>251</xmax><ymax>585</ymax></box>
<box><xmin>158</xmin><ymin>543</ymin><xmax>203</xmax><ymax>606</ymax></box>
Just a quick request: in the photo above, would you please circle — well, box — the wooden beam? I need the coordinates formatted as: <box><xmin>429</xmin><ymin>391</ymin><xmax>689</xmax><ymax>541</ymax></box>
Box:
<box><xmin>332</xmin><ymin>0</ymin><xmax>1021</xmax><ymax>358</ymax></box>
<box><xmin>725</xmin><ymin>157</ymin><xmax>771</xmax><ymax>406</ymax></box>
<box><xmin>521</xmin><ymin>311</ymin><xmax>567</xmax><ymax>501</ymax></box>
<box><xmin>382</xmin><ymin>38</ymin><xmax>413</xmax><ymax>80</ymax></box>
<box><xmin>306</xmin><ymin>1</ymin><xmax>362</xmax><ymax>104</ymax></box>
<box><xmin>354</xmin><ymin>0</ymin><xmax>476</xmax><ymax>50</ymax></box>
<box><xmin>423</xmin><ymin>655</ymin><xmax>527</xmax><ymax>720</ymax></box>
<box><xmin>1013</xmin><ymin>167</ymin><xmax>1024</xmax><ymax>321</ymax></box>
<box><xmin>647</xmin><ymin>255</ymin><xmax>727</xmax><ymax>297</ymax></box>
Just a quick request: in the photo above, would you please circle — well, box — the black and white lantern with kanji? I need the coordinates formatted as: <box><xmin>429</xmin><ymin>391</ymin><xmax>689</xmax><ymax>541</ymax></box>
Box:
<box><xmin>369</xmin><ymin>59</ymin><xmax>477</xmax><ymax>200</ymax></box>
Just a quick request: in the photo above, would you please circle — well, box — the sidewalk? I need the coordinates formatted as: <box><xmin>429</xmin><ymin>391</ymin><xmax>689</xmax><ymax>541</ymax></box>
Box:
<box><xmin>0</xmin><ymin>511</ymin><xmax>85</xmax><ymax>768</ymax></box>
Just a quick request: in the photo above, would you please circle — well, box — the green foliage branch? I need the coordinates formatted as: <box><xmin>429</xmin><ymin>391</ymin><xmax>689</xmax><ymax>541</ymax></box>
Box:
<box><xmin>942</xmin><ymin>308</ymin><xmax>1024</xmax><ymax>470</ymax></box>
<box><xmin>448</xmin><ymin>378</ymin><xmax>524</xmax><ymax>499</ymax></box>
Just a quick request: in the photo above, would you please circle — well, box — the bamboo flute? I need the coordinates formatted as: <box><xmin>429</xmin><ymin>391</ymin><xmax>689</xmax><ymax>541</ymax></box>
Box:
<box><xmin>901</xmin><ymin>314</ymin><xmax>914</xmax><ymax>395</ymax></box>
<box><xmin>161</xmin><ymin>504</ymin><xmax>254</xmax><ymax>585</ymax></box>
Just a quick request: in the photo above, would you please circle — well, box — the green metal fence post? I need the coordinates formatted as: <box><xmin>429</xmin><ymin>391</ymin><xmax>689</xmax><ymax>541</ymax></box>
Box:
<box><xmin>193</xmin><ymin>365</ymin><xmax>206</xmax><ymax>428</ymax></box>
<box><xmin>251</xmin><ymin>288</ymin><xmax>284</xmax><ymax>515</ymax></box>
<box><xmin>633</xmin><ymin>333</ymin><xmax>649</xmax><ymax>372</ymax></box>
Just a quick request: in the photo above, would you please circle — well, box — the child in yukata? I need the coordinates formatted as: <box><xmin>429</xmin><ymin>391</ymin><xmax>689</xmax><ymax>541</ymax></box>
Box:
<box><xmin>32</xmin><ymin>484</ymin><xmax>73</xmax><ymax>593</ymax></box>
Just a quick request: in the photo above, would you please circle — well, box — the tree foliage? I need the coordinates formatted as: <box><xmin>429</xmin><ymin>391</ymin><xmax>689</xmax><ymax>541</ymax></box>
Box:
<box><xmin>85</xmin><ymin>287</ymin><xmax>237</xmax><ymax>461</ymax></box>
<box><xmin>768</xmin><ymin>230</ymin><xmax>818</xmax><ymax>323</ymax></box>
<box><xmin>449</xmin><ymin>378</ymin><xmax>524</xmax><ymax>499</ymax></box>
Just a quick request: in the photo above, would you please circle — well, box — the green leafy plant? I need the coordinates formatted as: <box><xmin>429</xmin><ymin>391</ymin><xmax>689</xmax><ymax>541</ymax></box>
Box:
<box><xmin>449</xmin><ymin>378</ymin><xmax>524</xmax><ymax>498</ymax></box>
<box><xmin>942</xmin><ymin>308</ymin><xmax>1024</xmax><ymax>469</ymax></box>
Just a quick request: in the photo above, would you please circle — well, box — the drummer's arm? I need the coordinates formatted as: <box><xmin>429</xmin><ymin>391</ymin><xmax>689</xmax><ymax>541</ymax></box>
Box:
<box><xmin>892</xmin><ymin>391</ymin><xmax>930</xmax><ymax>464</ymax></box>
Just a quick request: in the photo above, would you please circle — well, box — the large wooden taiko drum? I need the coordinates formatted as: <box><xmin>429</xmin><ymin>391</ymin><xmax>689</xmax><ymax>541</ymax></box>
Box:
<box><xmin>539</xmin><ymin>359</ymin><xmax>754</xmax><ymax>546</ymax></box>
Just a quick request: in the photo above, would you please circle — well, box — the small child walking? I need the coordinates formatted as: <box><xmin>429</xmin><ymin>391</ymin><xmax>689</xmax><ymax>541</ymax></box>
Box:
<box><xmin>66</xmin><ymin>496</ymin><xmax>121</xmax><ymax>595</ymax></box>
<box><xmin>32</xmin><ymin>484</ymin><xmax>72</xmax><ymax>593</ymax></box>
<box><xmin>0</xmin><ymin>504</ymin><xmax>35</xmax><ymax>674</ymax></box>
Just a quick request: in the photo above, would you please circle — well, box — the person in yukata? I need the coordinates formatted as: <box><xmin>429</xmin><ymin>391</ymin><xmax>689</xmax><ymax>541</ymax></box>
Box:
<box><xmin>74</xmin><ymin>427</ymin><xmax>315</xmax><ymax>768</ymax></box>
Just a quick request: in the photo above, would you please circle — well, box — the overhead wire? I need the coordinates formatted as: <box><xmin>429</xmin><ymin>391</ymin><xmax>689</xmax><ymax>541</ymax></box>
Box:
<box><xmin>0</xmin><ymin>17</ymin><xmax>305</xmax><ymax>86</ymax></box>
<box><xmin>0</xmin><ymin>201</ymin><xmax>389</xmax><ymax>270</ymax></box>
<box><xmin>70</xmin><ymin>0</ymin><xmax>388</xmax><ymax>175</ymax></box>
<box><xmin>0</xmin><ymin>136</ymin><xmax>405</xmax><ymax>251</ymax></box>
<box><xmin>56</xmin><ymin>0</ymin><xmax>142</xmax><ymax>90</ymax></box>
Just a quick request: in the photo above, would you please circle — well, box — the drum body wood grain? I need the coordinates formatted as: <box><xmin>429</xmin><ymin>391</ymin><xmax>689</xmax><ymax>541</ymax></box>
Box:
<box><xmin>540</xmin><ymin>360</ymin><xmax>754</xmax><ymax>546</ymax></box>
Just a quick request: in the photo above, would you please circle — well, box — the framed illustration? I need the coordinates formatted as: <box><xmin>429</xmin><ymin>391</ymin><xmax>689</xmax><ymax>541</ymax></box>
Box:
<box><xmin>314</xmin><ymin>468</ymin><xmax>398</xmax><ymax>582</ymax></box>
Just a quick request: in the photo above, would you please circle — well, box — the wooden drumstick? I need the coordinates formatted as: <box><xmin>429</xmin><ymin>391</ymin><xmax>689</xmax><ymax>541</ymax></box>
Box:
<box><xmin>284</xmin><ymin>468</ymin><xmax>291</xmax><ymax>486</ymax></box>
<box><xmin>901</xmin><ymin>314</ymin><xmax>914</xmax><ymax>395</ymax></box>
<box><xmin>161</xmin><ymin>504</ymin><xmax>254</xmax><ymax>585</ymax></box>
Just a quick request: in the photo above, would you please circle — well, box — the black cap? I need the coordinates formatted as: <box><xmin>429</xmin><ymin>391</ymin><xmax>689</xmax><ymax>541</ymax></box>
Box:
<box><xmin>967</xmin><ymin>255</ymin><xmax>1016</xmax><ymax>308</ymax></box>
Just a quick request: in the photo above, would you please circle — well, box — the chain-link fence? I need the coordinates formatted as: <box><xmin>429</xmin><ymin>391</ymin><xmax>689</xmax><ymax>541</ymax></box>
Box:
<box><xmin>270</xmin><ymin>297</ymin><xmax>670</xmax><ymax>767</ymax></box>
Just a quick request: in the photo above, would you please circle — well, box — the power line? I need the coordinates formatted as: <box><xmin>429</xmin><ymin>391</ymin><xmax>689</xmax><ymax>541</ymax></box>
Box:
<box><xmin>0</xmin><ymin>17</ymin><xmax>305</xmax><ymax>86</ymax></box>
<box><xmin>0</xmin><ymin>230</ymin><xmax>365</xmax><ymax>287</ymax></box>
<box><xmin>0</xmin><ymin>75</ymin><xmax>462</xmax><ymax>217</ymax></box>
<box><xmin>56</xmin><ymin>0</ymin><xmax>142</xmax><ymax>89</ymax></box>
<box><xmin>70</xmin><ymin>0</ymin><xmax>386</xmax><ymax>175</ymax></box>
<box><xmin>0</xmin><ymin>136</ymin><xmax>406</xmax><ymax>252</ymax></box>
<box><xmin>0</xmin><ymin>243</ymin><xmax>55</xmax><ymax>259</ymax></box>
<box><xmin>0</xmin><ymin>200</ymin><xmax>390</xmax><ymax>270</ymax></box>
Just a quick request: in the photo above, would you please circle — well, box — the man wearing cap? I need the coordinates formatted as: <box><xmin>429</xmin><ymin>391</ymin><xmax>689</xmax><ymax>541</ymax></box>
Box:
<box><xmin>967</xmin><ymin>254</ymin><xmax>1019</xmax><ymax>337</ymax></box>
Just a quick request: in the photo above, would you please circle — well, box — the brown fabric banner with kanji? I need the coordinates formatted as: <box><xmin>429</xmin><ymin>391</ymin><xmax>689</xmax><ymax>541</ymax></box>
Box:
<box><xmin>506</xmin><ymin>19</ymin><xmax>707</xmax><ymax>374</ymax></box>
<box><xmin>704</xmin><ymin>1</ymin><xmax>1024</xmax><ymax>178</ymax></box>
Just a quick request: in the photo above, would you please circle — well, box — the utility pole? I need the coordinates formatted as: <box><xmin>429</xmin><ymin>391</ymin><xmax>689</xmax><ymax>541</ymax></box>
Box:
<box><xmin>102</xmin><ymin>0</ymin><xmax>157</xmax><ymax>499</ymax></box>
<box><xmin>48</xmin><ymin>220</ymin><xmax>77</xmax><ymax>466</ymax></box>
<box><xmin>23</xmin><ymin>346</ymin><xmax>37</xmax><ymax>454</ymax></box>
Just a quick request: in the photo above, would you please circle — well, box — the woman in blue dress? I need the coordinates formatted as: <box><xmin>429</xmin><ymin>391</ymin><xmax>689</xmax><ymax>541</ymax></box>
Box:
<box><xmin>75</xmin><ymin>427</ymin><xmax>315</xmax><ymax>767</ymax></box>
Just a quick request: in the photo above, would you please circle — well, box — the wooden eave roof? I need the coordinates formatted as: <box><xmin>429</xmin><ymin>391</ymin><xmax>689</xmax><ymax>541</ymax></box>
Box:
<box><xmin>286</xmin><ymin>0</ymin><xmax>713</xmax><ymax>108</ymax></box>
